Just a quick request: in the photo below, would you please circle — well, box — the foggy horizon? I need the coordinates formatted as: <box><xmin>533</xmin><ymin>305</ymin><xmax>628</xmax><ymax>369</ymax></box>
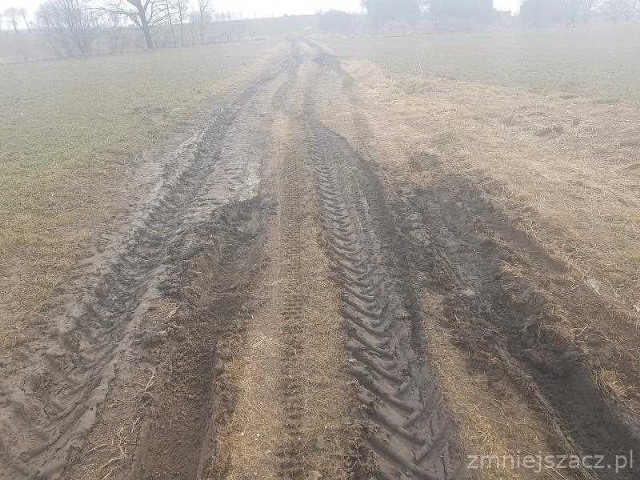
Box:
<box><xmin>0</xmin><ymin>0</ymin><xmax>523</xmax><ymax>19</ymax></box>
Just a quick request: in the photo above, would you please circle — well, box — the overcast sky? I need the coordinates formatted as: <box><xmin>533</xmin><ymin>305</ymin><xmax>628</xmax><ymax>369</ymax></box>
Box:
<box><xmin>0</xmin><ymin>0</ymin><xmax>523</xmax><ymax>18</ymax></box>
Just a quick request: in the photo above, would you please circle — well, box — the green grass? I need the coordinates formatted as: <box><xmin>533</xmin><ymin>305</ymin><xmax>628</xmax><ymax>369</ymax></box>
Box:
<box><xmin>0</xmin><ymin>40</ymin><xmax>277</xmax><ymax>341</ymax></box>
<box><xmin>327</xmin><ymin>24</ymin><xmax>640</xmax><ymax>102</ymax></box>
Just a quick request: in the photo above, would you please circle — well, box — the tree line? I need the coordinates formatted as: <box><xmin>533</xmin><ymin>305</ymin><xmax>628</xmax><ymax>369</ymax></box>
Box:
<box><xmin>3</xmin><ymin>0</ymin><xmax>639</xmax><ymax>60</ymax></box>
<box><xmin>0</xmin><ymin>0</ymin><xmax>255</xmax><ymax>59</ymax></box>
<box><xmin>358</xmin><ymin>0</ymin><xmax>639</xmax><ymax>25</ymax></box>
<box><xmin>520</xmin><ymin>0</ymin><xmax>639</xmax><ymax>26</ymax></box>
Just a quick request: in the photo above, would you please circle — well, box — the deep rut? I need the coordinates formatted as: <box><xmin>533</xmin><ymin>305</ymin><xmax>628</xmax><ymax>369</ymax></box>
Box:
<box><xmin>0</xmin><ymin>59</ymin><xmax>286</xmax><ymax>478</ymax></box>
<box><xmin>307</xmin><ymin>120</ymin><xmax>464</xmax><ymax>479</ymax></box>
<box><xmin>299</xmin><ymin>41</ymin><xmax>465</xmax><ymax>478</ymax></box>
<box><xmin>275</xmin><ymin>113</ymin><xmax>308</xmax><ymax>479</ymax></box>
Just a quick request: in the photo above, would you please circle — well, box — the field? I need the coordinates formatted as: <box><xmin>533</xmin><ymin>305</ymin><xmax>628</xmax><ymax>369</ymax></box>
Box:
<box><xmin>1</xmin><ymin>24</ymin><xmax>639</xmax><ymax>480</ymax></box>
<box><xmin>328</xmin><ymin>24</ymin><xmax>640</xmax><ymax>101</ymax></box>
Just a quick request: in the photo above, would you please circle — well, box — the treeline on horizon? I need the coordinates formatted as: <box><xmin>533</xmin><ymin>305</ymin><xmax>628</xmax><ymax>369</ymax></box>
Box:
<box><xmin>0</xmin><ymin>0</ymin><xmax>319</xmax><ymax>61</ymax></box>
<box><xmin>322</xmin><ymin>0</ymin><xmax>639</xmax><ymax>30</ymax></box>
<box><xmin>1</xmin><ymin>0</ymin><xmax>639</xmax><ymax>62</ymax></box>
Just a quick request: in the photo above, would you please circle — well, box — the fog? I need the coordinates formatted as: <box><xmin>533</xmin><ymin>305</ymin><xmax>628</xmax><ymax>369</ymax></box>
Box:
<box><xmin>0</xmin><ymin>0</ymin><xmax>522</xmax><ymax>18</ymax></box>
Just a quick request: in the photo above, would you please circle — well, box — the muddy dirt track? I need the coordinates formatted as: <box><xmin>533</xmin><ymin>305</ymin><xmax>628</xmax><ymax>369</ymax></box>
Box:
<box><xmin>1</xmin><ymin>40</ymin><xmax>639</xmax><ymax>480</ymax></box>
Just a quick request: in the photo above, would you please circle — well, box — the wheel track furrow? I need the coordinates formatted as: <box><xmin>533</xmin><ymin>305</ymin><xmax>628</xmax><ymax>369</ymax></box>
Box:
<box><xmin>349</xmin><ymin>369</ymin><xmax>416</xmax><ymax>413</ymax></box>
<box><xmin>306</xmin><ymin>115</ymin><xmax>463</xmax><ymax>478</ymax></box>
<box><xmin>0</xmin><ymin>64</ymin><xmax>288</xmax><ymax>478</ymax></box>
<box><xmin>341</xmin><ymin>308</ymin><xmax>390</xmax><ymax>335</ymax></box>
<box><xmin>346</xmin><ymin>333</ymin><xmax>393</xmax><ymax>358</ymax></box>
<box><xmin>275</xmin><ymin>117</ymin><xmax>309</xmax><ymax>480</ymax></box>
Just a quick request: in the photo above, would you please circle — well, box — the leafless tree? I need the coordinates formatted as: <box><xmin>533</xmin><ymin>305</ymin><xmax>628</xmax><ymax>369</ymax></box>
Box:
<box><xmin>4</xmin><ymin>7</ymin><xmax>33</xmax><ymax>61</ymax></box>
<box><xmin>18</xmin><ymin>8</ymin><xmax>32</xmax><ymax>32</ymax></box>
<box><xmin>37</xmin><ymin>0</ymin><xmax>97</xmax><ymax>56</ymax></box>
<box><xmin>157</xmin><ymin>0</ymin><xmax>177</xmax><ymax>47</ymax></box>
<box><xmin>104</xmin><ymin>0</ymin><xmax>159</xmax><ymax>49</ymax></box>
<box><xmin>565</xmin><ymin>0</ymin><xmax>599</xmax><ymax>24</ymax></box>
<box><xmin>193</xmin><ymin>0</ymin><xmax>213</xmax><ymax>44</ymax></box>
<box><xmin>173</xmin><ymin>0</ymin><xmax>189</xmax><ymax>47</ymax></box>
<box><xmin>599</xmin><ymin>0</ymin><xmax>639</xmax><ymax>20</ymax></box>
<box><xmin>4</xmin><ymin>7</ymin><xmax>20</xmax><ymax>33</ymax></box>
<box><xmin>106</xmin><ymin>11</ymin><xmax>123</xmax><ymax>52</ymax></box>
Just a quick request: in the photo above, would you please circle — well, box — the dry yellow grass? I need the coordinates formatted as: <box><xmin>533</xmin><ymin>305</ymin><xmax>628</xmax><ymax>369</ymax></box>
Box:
<box><xmin>421</xmin><ymin>291</ymin><xmax>559</xmax><ymax>480</ymax></box>
<box><xmin>344</xmin><ymin>59</ymin><xmax>640</xmax><ymax>329</ymax></box>
<box><xmin>341</xmin><ymin>58</ymin><xmax>640</xmax><ymax>420</ymax></box>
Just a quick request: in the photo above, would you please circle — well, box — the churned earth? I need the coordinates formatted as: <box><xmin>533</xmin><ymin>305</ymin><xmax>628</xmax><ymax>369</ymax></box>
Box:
<box><xmin>0</xmin><ymin>38</ymin><xmax>638</xmax><ymax>480</ymax></box>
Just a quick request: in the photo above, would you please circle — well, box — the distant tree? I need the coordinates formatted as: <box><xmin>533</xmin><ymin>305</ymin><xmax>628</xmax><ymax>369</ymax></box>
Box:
<box><xmin>18</xmin><ymin>8</ymin><xmax>32</xmax><ymax>32</ymax></box>
<box><xmin>521</xmin><ymin>0</ymin><xmax>624</xmax><ymax>25</ymax></box>
<box><xmin>361</xmin><ymin>0</ymin><xmax>421</xmax><ymax>23</ymax></box>
<box><xmin>3</xmin><ymin>7</ymin><xmax>32</xmax><ymax>60</ymax></box>
<box><xmin>173</xmin><ymin>0</ymin><xmax>189</xmax><ymax>46</ymax></box>
<box><xmin>107</xmin><ymin>11</ymin><xmax>123</xmax><ymax>52</ymax></box>
<box><xmin>37</xmin><ymin>0</ymin><xmax>97</xmax><ymax>56</ymax></box>
<box><xmin>599</xmin><ymin>0</ymin><xmax>638</xmax><ymax>20</ymax></box>
<box><xmin>562</xmin><ymin>0</ymin><xmax>599</xmax><ymax>24</ymax></box>
<box><xmin>157</xmin><ymin>0</ymin><xmax>177</xmax><ymax>47</ymax></box>
<box><xmin>104</xmin><ymin>0</ymin><xmax>159</xmax><ymax>49</ymax></box>
<box><xmin>318</xmin><ymin>10</ymin><xmax>357</xmax><ymax>33</ymax></box>
<box><xmin>192</xmin><ymin>0</ymin><xmax>213</xmax><ymax>44</ymax></box>
<box><xmin>4</xmin><ymin>7</ymin><xmax>20</xmax><ymax>33</ymax></box>
<box><xmin>520</xmin><ymin>0</ymin><xmax>569</xmax><ymax>26</ymax></box>
<box><xmin>430</xmin><ymin>0</ymin><xmax>494</xmax><ymax>22</ymax></box>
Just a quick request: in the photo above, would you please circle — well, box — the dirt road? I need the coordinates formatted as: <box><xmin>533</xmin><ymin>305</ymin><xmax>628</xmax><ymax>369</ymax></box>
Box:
<box><xmin>1</xmin><ymin>39</ymin><xmax>638</xmax><ymax>480</ymax></box>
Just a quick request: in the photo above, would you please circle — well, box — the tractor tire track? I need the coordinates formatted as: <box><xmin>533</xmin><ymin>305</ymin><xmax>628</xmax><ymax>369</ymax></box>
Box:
<box><xmin>307</xmin><ymin>123</ymin><xmax>464</xmax><ymax>479</ymax></box>
<box><xmin>0</xmin><ymin>60</ymin><xmax>288</xmax><ymax>479</ymax></box>
<box><xmin>274</xmin><ymin>115</ymin><xmax>308</xmax><ymax>480</ymax></box>
<box><xmin>303</xmin><ymin>50</ymin><xmax>467</xmax><ymax>478</ymax></box>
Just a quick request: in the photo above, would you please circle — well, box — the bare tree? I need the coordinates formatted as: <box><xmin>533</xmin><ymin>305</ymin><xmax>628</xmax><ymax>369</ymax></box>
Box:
<box><xmin>106</xmin><ymin>11</ymin><xmax>123</xmax><ymax>52</ymax></box>
<box><xmin>3</xmin><ymin>7</ymin><xmax>32</xmax><ymax>61</ymax></box>
<box><xmin>599</xmin><ymin>0</ymin><xmax>639</xmax><ymax>20</ymax></box>
<box><xmin>19</xmin><ymin>8</ymin><xmax>32</xmax><ymax>32</ymax></box>
<box><xmin>105</xmin><ymin>0</ymin><xmax>158</xmax><ymax>49</ymax></box>
<box><xmin>193</xmin><ymin>0</ymin><xmax>213</xmax><ymax>44</ymax></box>
<box><xmin>152</xmin><ymin>0</ymin><xmax>176</xmax><ymax>47</ymax></box>
<box><xmin>4</xmin><ymin>7</ymin><xmax>20</xmax><ymax>33</ymax></box>
<box><xmin>564</xmin><ymin>0</ymin><xmax>599</xmax><ymax>24</ymax></box>
<box><xmin>37</xmin><ymin>0</ymin><xmax>97</xmax><ymax>56</ymax></box>
<box><xmin>362</xmin><ymin>0</ymin><xmax>420</xmax><ymax>23</ymax></box>
<box><xmin>173</xmin><ymin>0</ymin><xmax>189</xmax><ymax>47</ymax></box>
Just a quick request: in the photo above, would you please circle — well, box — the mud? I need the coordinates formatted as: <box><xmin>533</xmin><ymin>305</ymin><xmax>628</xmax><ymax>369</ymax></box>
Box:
<box><xmin>1</xmin><ymin>38</ymin><xmax>638</xmax><ymax>480</ymax></box>
<box><xmin>393</xmin><ymin>168</ymin><xmax>640</xmax><ymax>479</ymax></box>
<box><xmin>0</xmin><ymin>57</ymin><xmax>285</xmax><ymax>478</ymax></box>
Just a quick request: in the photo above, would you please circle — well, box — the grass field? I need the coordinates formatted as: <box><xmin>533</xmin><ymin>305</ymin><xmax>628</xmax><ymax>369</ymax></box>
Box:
<box><xmin>327</xmin><ymin>24</ymin><xmax>640</xmax><ymax>102</ymax></box>
<box><xmin>0</xmin><ymin>40</ymin><xmax>279</xmax><ymax>349</ymax></box>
